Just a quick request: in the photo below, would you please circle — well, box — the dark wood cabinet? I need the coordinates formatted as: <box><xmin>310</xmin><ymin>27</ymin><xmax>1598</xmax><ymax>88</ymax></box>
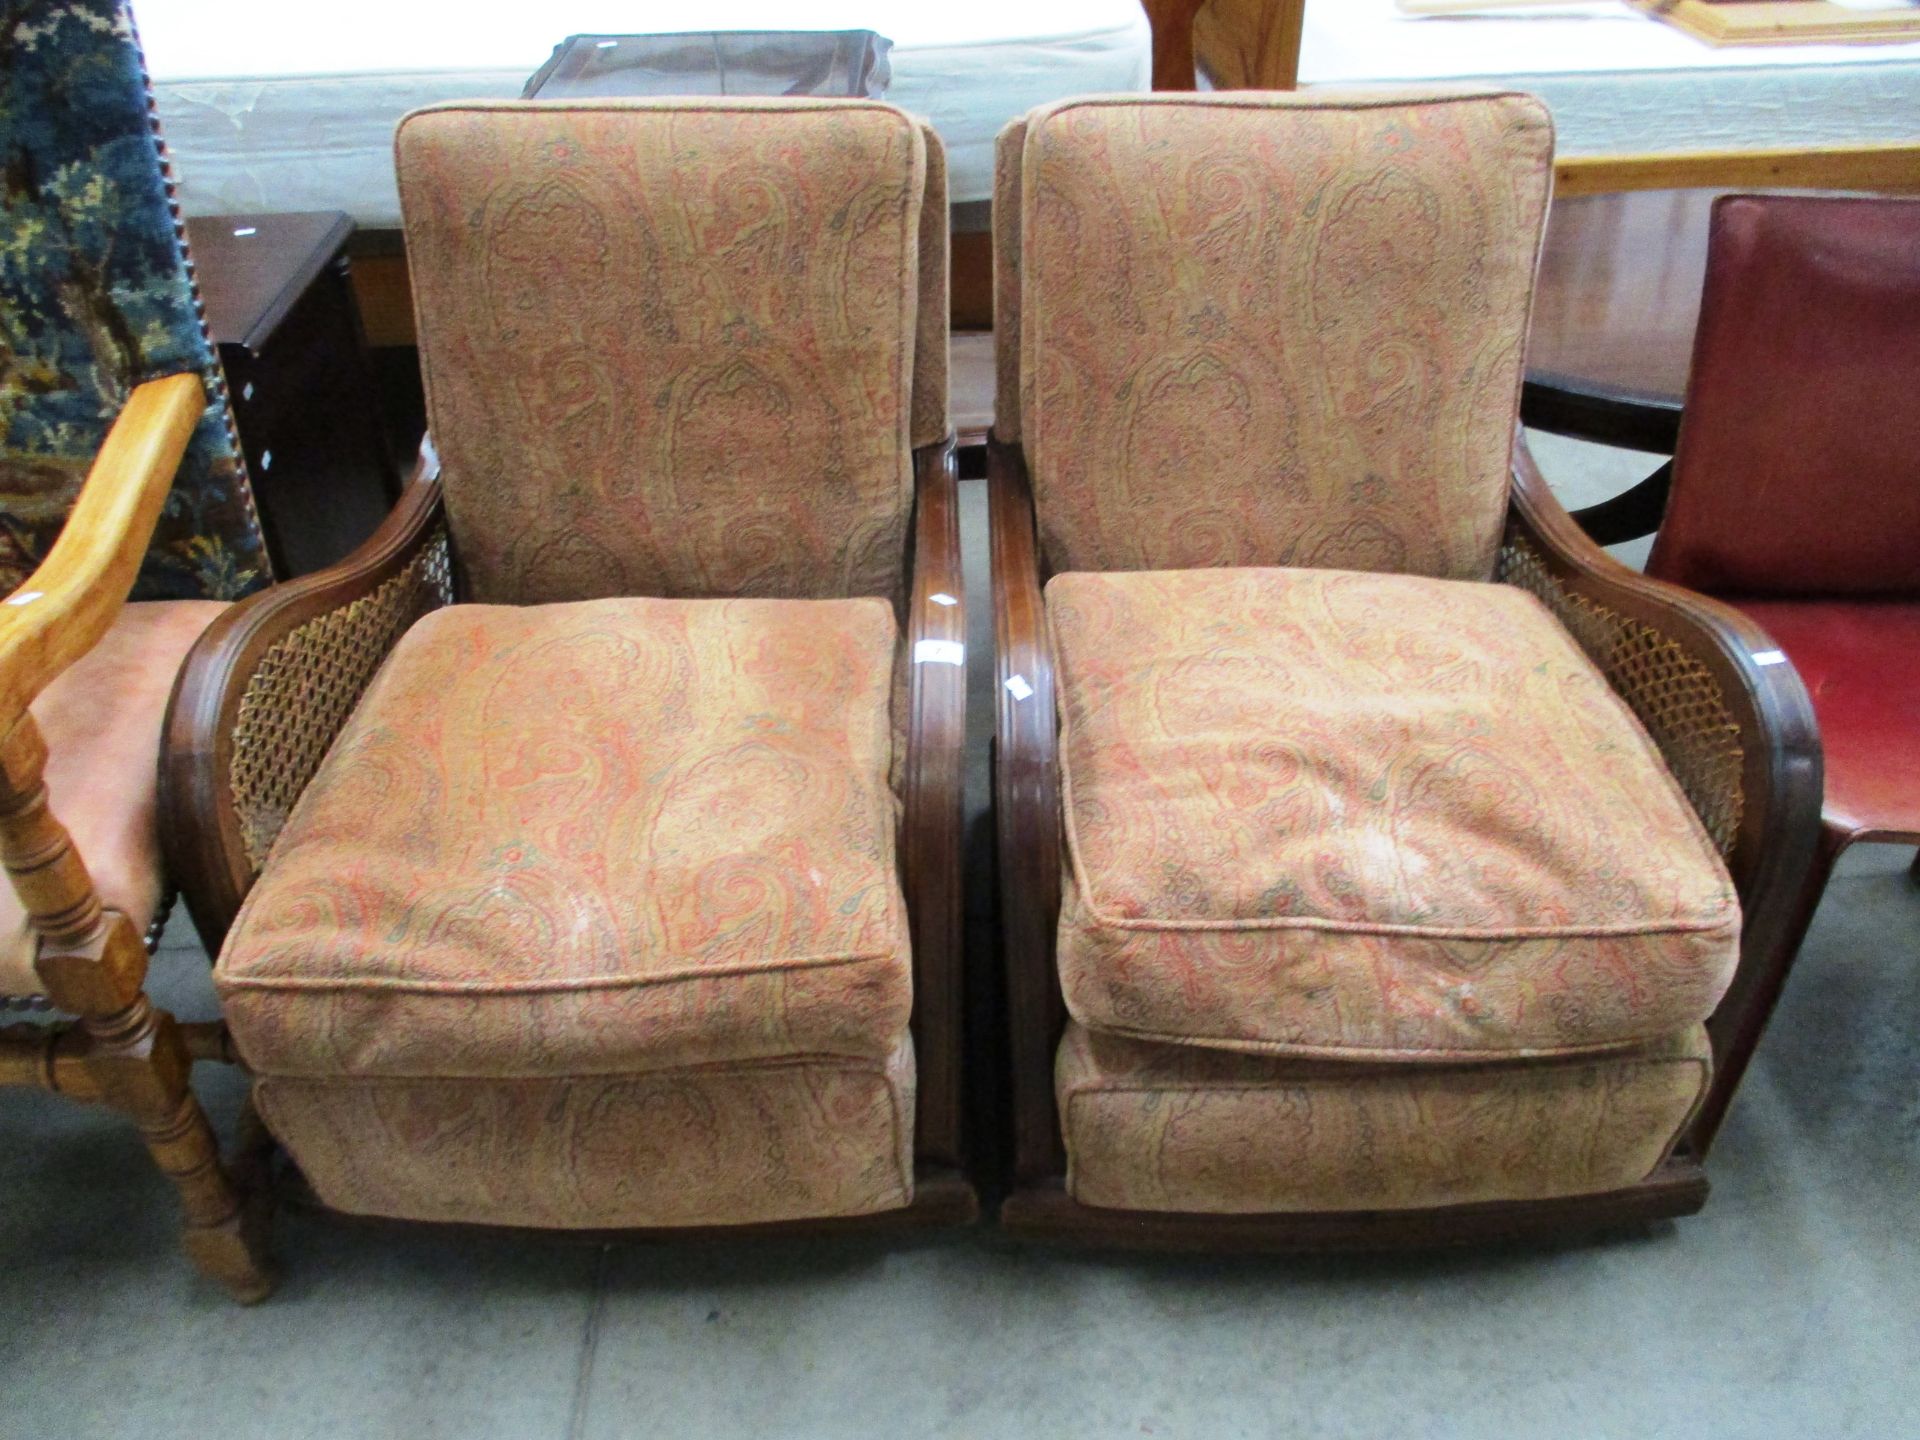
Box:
<box><xmin>187</xmin><ymin>211</ymin><xmax>399</xmax><ymax>579</ymax></box>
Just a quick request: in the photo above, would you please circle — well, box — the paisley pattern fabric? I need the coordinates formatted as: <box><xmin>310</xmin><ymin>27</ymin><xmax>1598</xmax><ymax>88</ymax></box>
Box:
<box><xmin>0</xmin><ymin>0</ymin><xmax>268</xmax><ymax>600</ymax></box>
<box><xmin>1048</xmin><ymin>567</ymin><xmax>1739</xmax><ymax>1060</ymax></box>
<box><xmin>1058</xmin><ymin>1021</ymin><xmax>1709</xmax><ymax>1214</ymax></box>
<box><xmin>992</xmin><ymin>116</ymin><xmax>1028</xmax><ymax>444</ymax></box>
<box><xmin>912</xmin><ymin>119</ymin><xmax>949</xmax><ymax>449</ymax></box>
<box><xmin>1011</xmin><ymin>91</ymin><xmax>1553</xmax><ymax>580</ymax></box>
<box><xmin>396</xmin><ymin>100</ymin><xmax>941</xmax><ymax>609</ymax></box>
<box><xmin>217</xmin><ymin>597</ymin><xmax>913</xmax><ymax>1085</ymax></box>
<box><xmin>255</xmin><ymin>1040</ymin><xmax>915</xmax><ymax>1228</ymax></box>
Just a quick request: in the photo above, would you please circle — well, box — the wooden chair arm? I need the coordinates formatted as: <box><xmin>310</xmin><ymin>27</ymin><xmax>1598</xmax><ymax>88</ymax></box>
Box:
<box><xmin>988</xmin><ymin>435</ymin><xmax>1067</xmax><ymax>1183</ymax></box>
<box><xmin>0</xmin><ymin>373</ymin><xmax>204</xmax><ymax>732</ymax></box>
<box><xmin>902</xmin><ymin>436</ymin><xmax>966</xmax><ymax>1169</ymax></box>
<box><xmin>161</xmin><ymin>445</ymin><xmax>451</xmax><ymax>950</ymax></box>
<box><xmin>1505</xmin><ymin>431</ymin><xmax>1824</xmax><ymax>1154</ymax></box>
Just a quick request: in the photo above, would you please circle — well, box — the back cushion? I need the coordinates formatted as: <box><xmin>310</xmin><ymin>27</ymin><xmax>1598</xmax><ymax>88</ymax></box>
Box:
<box><xmin>397</xmin><ymin>100</ymin><xmax>929</xmax><ymax>606</ymax></box>
<box><xmin>1650</xmin><ymin>195</ymin><xmax>1920</xmax><ymax>599</ymax></box>
<box><xmin>1015</xmin><ymin>92</ymin><xmax>1552</xmax><ymax>580</ymax></box>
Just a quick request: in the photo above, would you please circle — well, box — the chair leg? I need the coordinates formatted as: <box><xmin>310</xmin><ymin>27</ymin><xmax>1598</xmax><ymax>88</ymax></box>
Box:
<box><xmin>0</xmin><ymin>715</ymin><xmax>272</xmax><ymax>1303</ymax></box>
<box><xmin>1693</xmin><ymin>821</ymin><xmax>1848</xmax><ymax>1157</ymax></box>
<box><xmin>84</xmin><ymin>996</ymin><xmax>274</xmax><ymax>1304</ymax></box>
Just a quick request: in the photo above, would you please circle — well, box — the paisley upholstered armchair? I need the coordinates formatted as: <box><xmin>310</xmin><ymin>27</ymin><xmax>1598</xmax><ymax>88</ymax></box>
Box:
<box><xmin>989</xmin><ymin>91</ymin><xmax>1822</xmax><ymax>1248</ymax></box>
<box><xmin>165</xmin><ymin>100</ymin><xmax>970</xmax><ymax>1240</ymax></box>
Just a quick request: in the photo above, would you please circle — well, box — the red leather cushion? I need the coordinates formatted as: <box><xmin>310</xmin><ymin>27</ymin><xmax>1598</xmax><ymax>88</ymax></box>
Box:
<box><xmin>1738</xmin><ymin>600</ymin><xmax>1920</xmax><ymax>839</ymax></box>
<box><xmin>1649</xmin><ymin>196</ymin><xmax>1920</xmax><ymax>599</ymax></box>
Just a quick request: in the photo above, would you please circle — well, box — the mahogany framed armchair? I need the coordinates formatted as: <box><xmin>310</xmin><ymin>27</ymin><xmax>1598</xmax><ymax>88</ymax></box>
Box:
<box><xmin>990</xmin><ymin>92</ymin><xmax>1821</xmax><ymax>1249</ymax></box>
<box><xmin>164</xmin><ymin>99</ymin><xmax>971</xmax><ymax>1243</ymax></box>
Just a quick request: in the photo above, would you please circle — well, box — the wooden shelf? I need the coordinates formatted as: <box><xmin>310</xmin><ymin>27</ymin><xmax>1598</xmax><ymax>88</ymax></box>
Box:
<box><xmin>1637</xmin><ymin>0</ymin><xmax>1920</xmax><ymax>47</ymax></box>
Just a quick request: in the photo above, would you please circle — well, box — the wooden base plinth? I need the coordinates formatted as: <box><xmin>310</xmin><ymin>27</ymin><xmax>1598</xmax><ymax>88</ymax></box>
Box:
<box><xmin>998</xmin><ymin>1160</ymin><xmax>1709</xmax><ymax>1254</ymax></box>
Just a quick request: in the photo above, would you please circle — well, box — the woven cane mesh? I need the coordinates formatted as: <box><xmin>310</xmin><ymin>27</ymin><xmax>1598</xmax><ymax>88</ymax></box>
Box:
<box><xmin>230</xmin><ymin>529</ymin><xmax>452</xmax><ymax>870</ymax></box>
<box><xmin>1500</xmin><ymin>535</ymin><xmax>1744</xmax><ymax>858</ymax></box>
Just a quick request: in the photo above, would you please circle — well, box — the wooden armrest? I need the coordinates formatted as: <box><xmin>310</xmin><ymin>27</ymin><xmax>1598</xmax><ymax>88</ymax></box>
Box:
<box><xmin>988</xmin><ymin>435</ymin><xmax>1067</xmax><ymax>1183</ymax></box>
<box><xmin>902</xmin><ymin>436</ymin><xmax>966</xmax><ymax>1168</ymax></box>
<box><xmin>1505</xmin><ymin>431</ymin><xmax>1823</xmax><ymax>1154</ymax></box>
<box><xmin>161</xmin><ymin>444</ymin><xmax>450</xmax><ymax>949</ymax></box>
<box><xmin>0</xmin><ymin>374</ymin><xmax>204</xmax><ymax>731</ymax></box>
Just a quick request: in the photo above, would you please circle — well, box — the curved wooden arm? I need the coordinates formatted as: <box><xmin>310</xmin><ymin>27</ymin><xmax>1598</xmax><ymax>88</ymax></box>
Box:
<box><xmin>1508</xmin><ymin>433</ymin><xmax>1824</xmax><ymax>1155</ymax></box>
<box><xmin>902</xmin><ymin>436</ymin><xmax>966</xmax><ymax>1169</ymax></box>
<box><xmin>988</xmin><ymin>435</ymin><xmax>1067</xmax><ymax>1184</ymax></box>
<box><xmin>161</xmin><ymin>446</ymin><xmax>448</xmax><ymax>950</ymax></box>
<box><xmin>0</xmin><ymin>373</ymin><xmax>204</xmax><ymax>730</ymax></box>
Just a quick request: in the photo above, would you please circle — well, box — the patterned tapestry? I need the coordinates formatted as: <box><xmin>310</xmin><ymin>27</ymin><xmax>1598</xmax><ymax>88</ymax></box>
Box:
<box><xmin>0</xmin><ymin>0</ymin><xmax>269</xmax><ymax>599</ymax></box>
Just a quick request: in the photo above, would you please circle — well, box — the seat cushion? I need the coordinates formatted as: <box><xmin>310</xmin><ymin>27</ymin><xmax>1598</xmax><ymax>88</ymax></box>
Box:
<box><xmin>216</xmin><ymin>596</ymin><xmax>912</xmax><ymax>1081</ymax></box>
<box><xmin>1057</xmin><ymin>1021</ymin><xmax>1709</xmax><ymax>1214</ymax></box>
<box><xmin>1048</xmin><ymin>567</ymin><xmax>1738</xmax><ymax>1061</ymax></box>
<box><xmin>1738</xmin><ymin>600</ymin><xmax>1920</xmax><ymax>839</ymax></box>
<box><xmin>0</xmin><ymin>600</ymin><xmax>227</xmax><ymax>997</ymax></box>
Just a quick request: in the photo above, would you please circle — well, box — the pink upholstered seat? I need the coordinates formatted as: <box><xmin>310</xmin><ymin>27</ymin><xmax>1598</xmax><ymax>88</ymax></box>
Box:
<box><xmin>0</xmin><ymin>600</ymin><xmax>225</xmax><ymax>997</ymax></box>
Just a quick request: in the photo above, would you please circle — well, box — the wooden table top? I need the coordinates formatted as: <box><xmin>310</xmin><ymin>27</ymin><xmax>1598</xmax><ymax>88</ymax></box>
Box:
<box><xmin>1524</xmin><ymin>188</ymin><xmax>1737</xmax><ymax>446</ymax></box>
<box><xmin>186</xmin><ymin>211</ymin><xmax>354</xmax><ymax>353</ymax></box>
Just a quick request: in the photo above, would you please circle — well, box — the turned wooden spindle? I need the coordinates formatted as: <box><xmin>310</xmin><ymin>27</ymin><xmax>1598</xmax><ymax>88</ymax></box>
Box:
<box><xmin>0</xmin><ymin>716</ymin><xmax>108</xmax><ymax>952</ymax></box>
<box><xmin>0</xmin><ymin>710</ymin><xmax>272</xmax><ymax>1302</ymax></box>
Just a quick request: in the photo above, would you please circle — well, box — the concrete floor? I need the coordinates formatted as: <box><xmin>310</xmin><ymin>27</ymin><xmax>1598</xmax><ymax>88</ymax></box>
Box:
<box><xmin>2</xmin><ymin>436</ymin><xmax>1916</xmax><ymax>1438</ymax></box>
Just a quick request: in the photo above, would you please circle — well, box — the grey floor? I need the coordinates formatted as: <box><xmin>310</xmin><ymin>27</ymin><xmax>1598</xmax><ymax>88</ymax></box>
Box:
<box><xmin>3</xmin><ymin>435</ymin><xmax>1917</xmax><ymax>1439</ymax></box>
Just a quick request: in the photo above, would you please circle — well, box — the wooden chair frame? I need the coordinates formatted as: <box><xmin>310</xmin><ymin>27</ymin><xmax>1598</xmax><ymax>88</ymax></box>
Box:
<box><xmin>990</xmin><ymin>428</ymin><xmax>1823</xmax><ymax>1251</ymax></box>
<box><xmin>162</xmin><ymin>435</ymin><xmax>975</xmax><ymax>1242</ymax></box>
<box><xmin>0</xmin><ymin>374</ymin><xmax>273</xmax><ymax>1301</ymax></box>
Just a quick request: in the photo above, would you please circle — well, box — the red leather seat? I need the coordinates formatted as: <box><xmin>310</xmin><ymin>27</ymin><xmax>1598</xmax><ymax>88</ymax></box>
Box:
<box><xmin>1735</xmin><ymin>602</ymin><xmax>1920</xmax><ymax>840</ymax></box>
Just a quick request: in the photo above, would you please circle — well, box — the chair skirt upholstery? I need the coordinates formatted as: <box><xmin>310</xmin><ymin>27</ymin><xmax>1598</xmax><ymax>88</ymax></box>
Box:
<box><xmin>1058</xmin><ymin>1022</ymin><xmax>1710</xmax><ymax>1214</ymax></box>
<box><xmin>1045</xmin><ymin>566</ymin><xmax>1736</xmax><ymax>1212</ymax></box>
<box><xmin>216</xmin><ymin>596</ymin><xmax>918</xmax><ymax>1227</ymax></box>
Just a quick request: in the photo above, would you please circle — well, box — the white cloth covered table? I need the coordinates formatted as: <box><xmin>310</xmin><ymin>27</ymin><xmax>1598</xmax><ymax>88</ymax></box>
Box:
<box><xmin>138</xmin><ymin>0</ymin><xmax>1153</xmax><ymax>222</ymax></box>
<box><xmin>1299</xmin><ymin>1</ymin><xmax>1920</xmax><ymax>156</ymax></box>
<box><xmin>138</xmin><ymin>0</ymin><xmax>1920</xmax><ymax>225</ymax></box>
